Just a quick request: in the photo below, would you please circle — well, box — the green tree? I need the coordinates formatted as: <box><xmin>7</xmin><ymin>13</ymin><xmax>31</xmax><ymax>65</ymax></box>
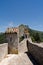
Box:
<box><xmin>0</xmin><ymin>33</ymin><xmax>6</xmax><ymax>44</ymax></box>
<box><xmin>34</xmin><ymin>33</ymin><xmax>41</xmax><ymax>43</ymax></box>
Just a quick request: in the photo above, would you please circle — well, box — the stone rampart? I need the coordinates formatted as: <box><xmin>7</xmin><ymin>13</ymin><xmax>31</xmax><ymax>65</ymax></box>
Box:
<box><xmin>0</xmin><ymin>43</ymin><xmax>8</xmax><ymax>61</ymax></box>
<box><xmin>27</xmin><ymin>40</ymin><xmax>43</xmax><ymax>65</ymax></box>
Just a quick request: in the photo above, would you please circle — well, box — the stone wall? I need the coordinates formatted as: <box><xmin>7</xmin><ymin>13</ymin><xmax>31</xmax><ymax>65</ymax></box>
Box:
<box><xmin>5</xmin><ymin>33</ymin><xmax>18</xmax><ymax>54</ymax></box>
<box><xmin>0</xmin><ymin>43</ymin><xmax>8</xmax><ymax>61</ymax></box>
<box><xmin>19</xmin><ymin>39</ymin><xmax>28</xmax><ymax>53</ymax></box>
<box><xmin>27</xmin><ymin>41</ymin><xmax>43</xmax><ymax>65</ymax></box>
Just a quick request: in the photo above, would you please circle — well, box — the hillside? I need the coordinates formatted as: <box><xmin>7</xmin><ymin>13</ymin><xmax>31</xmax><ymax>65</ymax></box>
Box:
<box><xmin>0</xmin><ymin>24</ymin><xmax>43</xmax><ymax>43</ymax></box>
<box><xmin>29</xmin><ymin>28</ymin><xmax>43</xmax><ymax>42</ymax></box>
<box><xmin>19</xmin><ymin>24</ymin><xmax>43</xmax><ymax>43</ymax></box>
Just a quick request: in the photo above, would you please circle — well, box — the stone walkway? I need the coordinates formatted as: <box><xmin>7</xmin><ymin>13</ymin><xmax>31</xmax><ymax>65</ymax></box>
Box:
<box><xmin>0</xmin><ymin>53</ymin><xmax>33</xmax><ymax>65</ymax></box>
<box><xmin>0</xmin><ymin>38</ymin><xmax>39</xmax><ymax>65</ymax></box>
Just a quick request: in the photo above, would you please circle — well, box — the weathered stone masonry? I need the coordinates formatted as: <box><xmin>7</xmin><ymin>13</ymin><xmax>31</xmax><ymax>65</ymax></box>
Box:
<box><xmin>27</xmin><ymin>40</ymin><xmax>43</xmax><ymax>65</ymax></box>
<box><xmin>0</xmin><ymin>43</ymin><xmax>8</xmax><ymax>61</ymax></box>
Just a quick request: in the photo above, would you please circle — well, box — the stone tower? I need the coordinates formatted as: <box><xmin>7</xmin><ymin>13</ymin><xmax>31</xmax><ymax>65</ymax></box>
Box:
<box><xmin>5</xmin><ymin>27</ymin><xmax>19</xmax><ymax>54</ymax></box>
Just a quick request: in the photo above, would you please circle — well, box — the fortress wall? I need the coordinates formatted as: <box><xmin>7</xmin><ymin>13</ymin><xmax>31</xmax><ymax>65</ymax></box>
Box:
<box><xmin>18</xmin><ymin>39</ymin><xmax>28</xmax><ymax>53</ymax></box>
<box><xmin>27</xmin><ymin>41</ymin><xmax>43</xmax><ymax>65</ymax></box>
<box><xmin>5</xmin><ymin>33</ymin><xmax>18</xmax><ymax>54</ymax></box>
<box><xmin>0</xmin><ymin>43</ymin><xmax>8</xmax><ymax>62</ymax></box>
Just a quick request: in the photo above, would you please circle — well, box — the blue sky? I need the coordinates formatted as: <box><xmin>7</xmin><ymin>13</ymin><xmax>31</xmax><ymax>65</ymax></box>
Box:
<box><xmin>0</xmin><ymin>0</ymin><xmax>43</xmax><ymax>32</ymax></box>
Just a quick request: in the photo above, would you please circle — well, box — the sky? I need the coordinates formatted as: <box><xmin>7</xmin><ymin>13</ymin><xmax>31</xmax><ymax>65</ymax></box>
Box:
<box><xmin>0</xmin><ymin>0</ymin><xmax>43</xmax><ymax>32</ymax></box>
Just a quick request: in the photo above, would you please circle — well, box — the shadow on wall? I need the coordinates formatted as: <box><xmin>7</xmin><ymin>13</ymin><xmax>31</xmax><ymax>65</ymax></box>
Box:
<box><xmin>26</xmin><ymin>40</ymin><xmax>43</xmax><ymax>65</ymax></box>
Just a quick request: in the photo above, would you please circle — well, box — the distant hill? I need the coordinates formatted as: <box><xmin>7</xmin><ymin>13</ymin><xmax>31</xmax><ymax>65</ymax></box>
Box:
<box><xmin>19</xmin><ymin>24</ymin><xmax>29</xmax><ymax>37</ymax></box>
<box><xmin>19</xmin><ymin>24</ymin><xmax>43</xmax><ymax>43</ymax></box>
<box><xmin>0</xmin><ymin>24</ymin><xmax>43</xmax><ymax>43</ymax></box>
<box><xmin>25</xmin><ymin>27</ymin><xmax>43</xmax><ymax>42</ymax></box>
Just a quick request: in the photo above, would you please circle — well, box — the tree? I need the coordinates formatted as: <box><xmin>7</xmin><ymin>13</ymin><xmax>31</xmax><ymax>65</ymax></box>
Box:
<box><xmin>34</xmin><ymin>33</ymin><xmax>41</xmax><ymax>43</ymax></box>
<box><xmin>0</xmin><ymin>33</ymin><xmax>6</xmax><ymax>44</ymax></box>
